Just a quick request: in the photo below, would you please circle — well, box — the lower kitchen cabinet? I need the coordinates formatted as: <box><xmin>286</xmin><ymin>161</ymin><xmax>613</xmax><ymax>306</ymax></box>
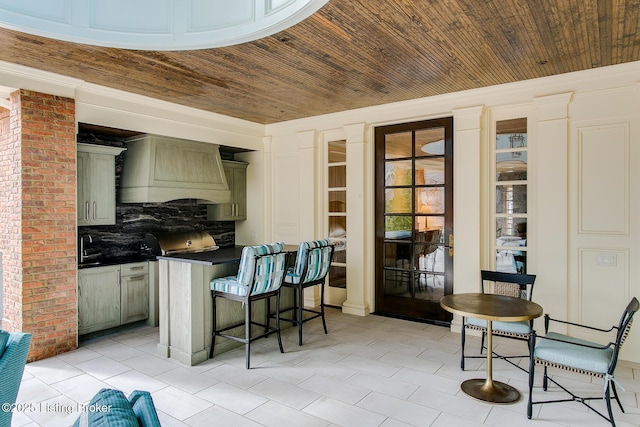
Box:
<box><xmin>78</xmin><ymin>262</ymin><xmax>150</xmax><ymax>335</ymax></box>
<box><xmin>78</xmin><ymin>265</ymin><xmax>121</xmax><ymax>335</ymax></box>
<box><xmin>121</xmin><ymin>262</ymin><xmax>149</xmax><ymax>324</ymax></box>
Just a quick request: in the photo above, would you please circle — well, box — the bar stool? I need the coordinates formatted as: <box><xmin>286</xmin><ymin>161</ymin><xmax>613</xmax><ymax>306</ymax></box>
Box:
<box><xmin>209</xmin><ymin>242</ymin><xmax>288</xmax><ymax>369</ymax></box>
<box><xmin>277</xmin><ymin>239</ymin><xmax>334</xmax><ymax>346</ymax></box>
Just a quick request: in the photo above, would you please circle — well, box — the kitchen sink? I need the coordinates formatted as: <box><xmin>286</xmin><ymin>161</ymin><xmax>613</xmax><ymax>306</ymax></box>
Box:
<box><xmin>78</xmin><ymin>261</ymin><xmax>102</xmax><ymax>269</ymax></box>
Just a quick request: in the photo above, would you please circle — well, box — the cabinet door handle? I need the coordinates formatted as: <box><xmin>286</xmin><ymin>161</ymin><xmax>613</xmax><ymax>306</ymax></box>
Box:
<box><xmin>85</xmin><ymin>202</ymin><xmax>89</xmax><ymax>220</ymax></box>
<box><xmin>129</xmin><ymin>266</ymin><xmax>145</xmax><ymax>271</ymax></box>
<box><xmin>93</xmin><ymin>201</ymin><xmax>97</xmax><ymax>220</ymax></box>
<box><xmin>128</xmin><ymin>275</ymin><xmax>147</xmax><ymax>281</ymax></box>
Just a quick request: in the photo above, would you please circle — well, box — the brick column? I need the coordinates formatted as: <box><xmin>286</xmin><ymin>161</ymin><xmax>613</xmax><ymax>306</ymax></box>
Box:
<box><xmin>0</xmin><ymin>89</ymin><xmax>77</xmax><ymax>361</ymax></box>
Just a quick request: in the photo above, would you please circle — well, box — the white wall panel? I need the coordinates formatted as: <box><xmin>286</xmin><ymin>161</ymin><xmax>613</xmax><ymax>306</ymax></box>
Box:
<box><xmin>272</xmin><ymin>151</ymin><xmax>299</xmax><ymax>243</ymax></box>
<box><xmin>578</xmin><ymin>123</ymin><xmax>628</xmax><ymax>235</ymax></box>
<box><xmin>577</xmin><ymin>248</ymin><xmax>629</xmax><ymax>343</ymax></box>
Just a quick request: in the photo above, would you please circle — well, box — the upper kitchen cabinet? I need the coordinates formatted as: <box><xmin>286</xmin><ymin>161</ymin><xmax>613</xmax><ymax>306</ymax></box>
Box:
<box><xmin>207</xmin><ymin>160</ymin><xmax>248</xmax><ymax>221</ymax></box>
<box><xmin>77</xmin><ymin>143</ymin><xmax>126</xmax><ymax>226</ymax></box>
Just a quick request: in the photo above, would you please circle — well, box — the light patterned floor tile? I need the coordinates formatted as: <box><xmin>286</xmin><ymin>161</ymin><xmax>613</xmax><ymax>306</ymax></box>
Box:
<box><xmin>49</xmin><ymin>373</ymin><xmax>110</xmax><ymax>403</ymax></box>
<box><xmin>196</xmin><ymin>382</ymin><xmax>268</xmax><ymax>414</ymax></box>
<box><xmin>24</xmin><ymin>358</ymin><xmax>83</xmax><ymax>385</ymax></box>
<box><xmin>356</xmin><ymin>391</ymin><xmax>440</xmax><ymax>426</ymax></box>
<box><xmin>184</xmin><ymin>405</ymin><xmax>263</xmax><ymax>427</ymax></box>
<box><xmin>303</xmin><ymin>396</ymin><xmax>387</xmax><ymax>427</ymax></box>
<box><xmin>298</xmin><ymin>374</ymin><xmax>370</xmax><ymax>405</ymax></box>
<box><xmin>103</xmin><ymin>370</ymin><xmax>168</xmax><ymax>394</ymax></box>
<box><xmin>248</xmin><ymin>377</ymin><xmax>321</xmax><ymax>410</ymax></box>
<box><xmin>15</xmin><ymin>308</ymin><xmax>638</xmax><ymax>427</ymax></box>
<box><xmin>245</xmin><ymin>400</ymin><xmax>330</xmax><ymax>427</ymax></box>
<box><xmin>151</xmin><ymin>386</ymin><xmax>213</xmax><ymax>421</ymax></box>
<box><xmin>346</xmin><ymin>371</ymin><xmax>418</xmax><ymax>400</ymax></box>
<box><xmin>408</xmin><ymin>386</ymin><xmax>491</xmax><ymax>422</ymax></box>
<box><xmin>156</xmin><ymin>366</ymin><xmax>220</xmax><ymax>394</ymax></box>
<box><xmin>121</xmin><ymin>353</ymin><xmax>178</xmax><ymax>376</ymax></box>
<box><xmin>74</xmin><ymin>355</ymin><xmax>131</xmax><ymax>380</ymax></box>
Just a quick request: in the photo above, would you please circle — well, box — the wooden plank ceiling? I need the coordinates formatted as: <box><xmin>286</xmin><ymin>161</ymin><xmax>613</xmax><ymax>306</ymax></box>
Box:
<box><xmin>0</xmin><ymin>0</ymin><xmax>639</xmax><ymax>125</ymax></box>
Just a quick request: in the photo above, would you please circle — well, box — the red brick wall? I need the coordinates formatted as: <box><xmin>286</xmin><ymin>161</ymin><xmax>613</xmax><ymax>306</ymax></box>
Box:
<box><xmin>0</xmin><ymin>90</ymin><xmax>77</xmax><ymax>361</ymax></box>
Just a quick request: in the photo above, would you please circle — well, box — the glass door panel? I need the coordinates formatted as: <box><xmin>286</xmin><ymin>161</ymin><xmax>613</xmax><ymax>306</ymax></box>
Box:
<box><xmin>327</xmin><ymin>139</ymin><xmax>347</xmax><ymax>306</ymax></box>
<box><xmin>375</xmin><ymin>118</ymin><xmax>453</xmax><ymax>325</ymax></box>
<box><xmin>495</xmin><ymin>118</ymin><xmax>529</xmax><ymax>273</ymax></box>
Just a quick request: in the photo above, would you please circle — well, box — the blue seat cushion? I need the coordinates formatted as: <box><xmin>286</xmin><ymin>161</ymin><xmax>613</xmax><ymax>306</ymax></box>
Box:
<box><xmin>466</xmin><ymin>317</ymin><xmax>531</xmax><ymax>335</ymax></box>
<box><xmin>211</xmin><ymin>276</ymin><xmax>248</xmax><ymax>297</ymax></box>
<box><xmin>534</xmin><ymin>332</ymin><xmax>613</xmax><ymax>374</ymax></box>
<box><xmin>0</xmin><ymin>330</ymin><xmax>9</xmax><ymax>359</ymax></box>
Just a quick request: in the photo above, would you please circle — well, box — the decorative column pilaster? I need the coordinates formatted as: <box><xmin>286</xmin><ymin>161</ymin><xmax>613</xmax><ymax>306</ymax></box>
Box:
<box><xmin>341</xmin><ymin>123</ymin><xmax>371</xmax><ymax>316</ymax></box>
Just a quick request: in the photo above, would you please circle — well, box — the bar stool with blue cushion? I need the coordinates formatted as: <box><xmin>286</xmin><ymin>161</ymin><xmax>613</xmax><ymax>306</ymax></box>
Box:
<box><xmin>209</xmin><ymin>242</ymin><xmax>288</xmax><ymax>369</ymax></box>
<box><xmin>278</xmin><ymin>239</ymin><xmax>334</xmax><ymax>346</ymax></box>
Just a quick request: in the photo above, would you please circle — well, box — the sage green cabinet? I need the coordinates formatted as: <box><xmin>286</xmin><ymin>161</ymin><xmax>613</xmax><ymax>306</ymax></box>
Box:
<box><xmin>78</xmin><ymin>265</ymin><xmax>121</xmax><ymax>335</ymax></box>
<box><xmin>78</xmin><ymin>262</ymin><xmax>150</xmax><ymax>335</ymax></box>
<box><xmin>77</xmin><ymin>143</ymin><xmax>125</xmax><ymax>226</ymax></box>
<box><xmin>120</xmin><ymin>262</ymin><xmax>149</xmax><ymax>324</ymax></box>
<box><xmin>207</xmin><ymin>161</ymin><xmax>247</xmax><ymax>221</ymax></box>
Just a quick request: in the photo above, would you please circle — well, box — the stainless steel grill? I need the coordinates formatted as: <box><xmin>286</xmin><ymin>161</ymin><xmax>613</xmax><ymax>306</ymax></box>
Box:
<box><xmin>141</xmin><ymin>231</ymin><xmax>219</xmax><ymax>256</ymax></box>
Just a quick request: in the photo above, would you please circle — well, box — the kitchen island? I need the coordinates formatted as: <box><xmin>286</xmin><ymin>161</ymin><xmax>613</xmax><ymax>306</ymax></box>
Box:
<box><xmin>156</xmin><ymin>245</ymin><xmax>295</xmax><ymax>366</ymax></box>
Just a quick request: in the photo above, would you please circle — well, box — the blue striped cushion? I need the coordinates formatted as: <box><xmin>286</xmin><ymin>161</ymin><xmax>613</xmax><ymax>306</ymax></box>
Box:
<box><xmin>236</xmin><ymin>242</ymin><xmax>284</xmax><ymax>288</ymax></box>
<box><xmin>466</xmin><ymin>317</ymin><xmax>531</xmax><ymax>334</ymax></box>
<box><xmin>250</xmin><ymin>252</ymin><xmax>287</xmax><ymax>295</ymax></box>
<box><xmin>211</xmin><ymin>242</ymin><xmax>286</xmax><ymax>296</ymax></box>
<box><xmin>211</xmin><ymin>276</ymin><xmax>248</xmax><ymax>296</ymax></box>
<box><xmin>534</xmin><ymin>332</ymin><xmax>613</xmax><ymax>374</ymax></box>
<box><xmin>293</xmin><ymin>239</ymin><xmax>330</xmax><ymax>277</ymax></box>
<box><xmin>286</xmin><ymin>243</ymin><xmax>332</xmax><ymax>284</ymax></box>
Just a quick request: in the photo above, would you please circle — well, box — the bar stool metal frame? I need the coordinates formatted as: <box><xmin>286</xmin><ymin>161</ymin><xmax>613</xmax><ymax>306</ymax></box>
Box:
<box><xmin>209</xmin><ymin>246</ymin><xmax>289</xmax><ymax>369</ymax></box>
<box><xmin>274</xmin><ymin>240</ymin><xmax>334</xmax><ymax>346</ymax></box>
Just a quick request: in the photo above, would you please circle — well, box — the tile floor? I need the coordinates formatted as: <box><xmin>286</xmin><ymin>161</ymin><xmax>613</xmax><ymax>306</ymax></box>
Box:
<box><xmin>11</xmin><ymin>308</ymin><xmax>640</xmax><ymax>426</ymax></box>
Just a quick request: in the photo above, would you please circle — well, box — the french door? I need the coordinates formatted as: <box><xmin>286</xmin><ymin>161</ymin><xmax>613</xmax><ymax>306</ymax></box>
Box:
<box><xmin>374</xmin><ymin>117</ymin><xmax>453</xmax><ymax>324</ymax></box>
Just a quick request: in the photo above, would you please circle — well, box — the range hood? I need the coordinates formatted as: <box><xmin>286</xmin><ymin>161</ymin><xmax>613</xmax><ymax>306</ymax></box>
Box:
<box><xmin>120</xmin><ymin>134</ymin><xmax>231</xmax><ymax>204</ymax></box>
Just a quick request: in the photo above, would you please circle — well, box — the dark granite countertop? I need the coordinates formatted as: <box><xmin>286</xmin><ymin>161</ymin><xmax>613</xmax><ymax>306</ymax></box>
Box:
<box><xmin>78</xmin><ymin>255</ymin><xmax>156</xmax><ymax>269</ymax></box>
<box><xmin>156</xmin><ymin>246</ymin><xmax>245</xmax><ymax>265</ymax></box>
<box><xmin>155</xmin><ymin>244</ymin><xmax>299</xmax><ymax>266</ymax></box>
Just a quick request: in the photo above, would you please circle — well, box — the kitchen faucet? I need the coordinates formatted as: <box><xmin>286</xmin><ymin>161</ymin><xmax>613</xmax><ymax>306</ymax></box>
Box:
<box><xmin>79</xmin><ymin>234</ymin><xmax>93</xmax><ymax>264</ymax></box>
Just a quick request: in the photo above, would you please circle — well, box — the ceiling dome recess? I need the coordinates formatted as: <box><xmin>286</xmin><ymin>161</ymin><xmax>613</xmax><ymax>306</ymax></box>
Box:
<box><xmin>0</xmin><ymin>0</ymin><xmax>328</xmax><ymax>50</ymax></box>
